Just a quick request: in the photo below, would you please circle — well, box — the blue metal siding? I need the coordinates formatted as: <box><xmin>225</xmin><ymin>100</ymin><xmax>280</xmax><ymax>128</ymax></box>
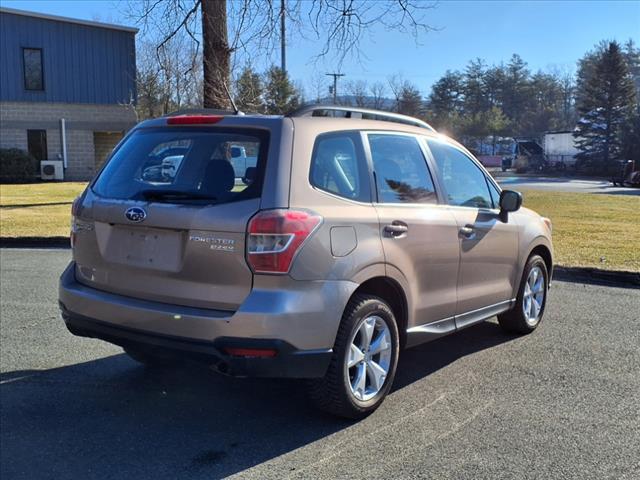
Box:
<box><xmin>0</xmin><ymin>12</ymin><xmax>136</xmax><ymax>104</ymax></box>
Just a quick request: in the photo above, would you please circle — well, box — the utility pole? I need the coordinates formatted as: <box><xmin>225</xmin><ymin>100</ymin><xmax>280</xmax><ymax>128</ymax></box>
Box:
<box><xmin>280</xmin><ymin>0</ymin><xmax>286</xmax><ymax>72</ymax></box>
<box><xmin>326</xmin><ymin>73</ymin><xmax>345</xmax><ymax>104</ymax></box>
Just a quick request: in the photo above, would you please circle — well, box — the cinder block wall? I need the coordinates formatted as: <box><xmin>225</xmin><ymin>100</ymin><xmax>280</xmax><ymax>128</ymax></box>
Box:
<box><xmin>0</xmin><ymin>102</ymin><xmax>137</xmax><ymax>180</ymax></box>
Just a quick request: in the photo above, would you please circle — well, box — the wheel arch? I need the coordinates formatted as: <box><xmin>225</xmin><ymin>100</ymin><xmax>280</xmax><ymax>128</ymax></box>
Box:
<box><xmin>521</xmin><ymin>238</ymin><xmax>554</xmax><ymax>289</ymax></box>
<box><xmin>530</xmin><ymin>244</ymin><xmax>553</xmax><ymax>279</ymax></box>
<box><xmin>350</xmin><ymin>276</ymin><xmax>409</xmax><ymax>349</ymax></box>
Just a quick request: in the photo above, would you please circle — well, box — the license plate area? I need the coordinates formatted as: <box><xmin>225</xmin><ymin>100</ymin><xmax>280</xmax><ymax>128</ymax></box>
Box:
<box><xmin>104</xmin><ymin>225</ymin><xmax>184</xmax><ymax>272</ymax></box>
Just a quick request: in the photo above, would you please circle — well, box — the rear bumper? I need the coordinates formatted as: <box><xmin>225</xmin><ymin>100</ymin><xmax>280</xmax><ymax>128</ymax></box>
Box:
<box><xmin>61</xmin><ymin>308</ymin><xmax>332</xmax><ymax>377</ymax></box>
<box><xmin>59</xmin><ymin>262</ymin><xmax>358</xmax><ymax>378</ymax></box>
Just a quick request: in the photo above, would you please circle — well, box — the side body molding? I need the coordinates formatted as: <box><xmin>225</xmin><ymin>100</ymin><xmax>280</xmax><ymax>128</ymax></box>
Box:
<box><xmin>405</xmin><ymin>299</ymin><xmax>515</xmax><ymax>348</ymax></box>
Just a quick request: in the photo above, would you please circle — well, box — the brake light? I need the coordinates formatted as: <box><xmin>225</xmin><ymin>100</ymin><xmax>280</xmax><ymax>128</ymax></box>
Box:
<box><xmin>246</xmin><ymin>209</ymin><xmax>322</xmax><ymax>274</ymax></box>
<box><xmin>166</xmin><ymin>115</ymin><xmax>223</xmax><ymax>125</ymax></box>
<box><xmin>71</xmin><ymin>196</ymin><xmax>81</xmax><ymax>216</ymax></box>
<box><xmin>70</xmin><ymin>196</ymin><xmax>81</xmax><ymax>248</ymax></box>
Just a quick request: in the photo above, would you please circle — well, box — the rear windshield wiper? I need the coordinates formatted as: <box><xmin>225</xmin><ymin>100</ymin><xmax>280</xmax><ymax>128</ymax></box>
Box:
<box><xmin>139</xmin><ymin>189</ymin><xmax>218</xmax><ymax>201</ymax></box>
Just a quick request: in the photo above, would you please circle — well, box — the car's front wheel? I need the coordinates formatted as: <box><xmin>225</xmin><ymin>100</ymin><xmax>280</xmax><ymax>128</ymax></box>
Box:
<box><xmin>308</xmin><ymin>294</ymin><xmax>400</xmax><ymax>419</ymax></box>
<box><xmin>498</xmin><ymin>254</ymin><xmax>549</xmax><ymax>334</ymax></box>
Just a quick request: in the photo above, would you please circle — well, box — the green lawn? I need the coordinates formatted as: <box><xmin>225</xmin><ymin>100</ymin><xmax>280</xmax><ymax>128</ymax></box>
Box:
<box><xmin>1</xmin><ymin>183</ymin><xmax>638</xmax><ymax>272</ymax></box>
<box><xmin>0</xmin><ymin>182</ymin><xmax>87</xmax><ymax>237</ymax></box>
<box><xmin>521</xmin><ymin>190</ymin><xmax>639</xmax><ymax>272</ymax></box>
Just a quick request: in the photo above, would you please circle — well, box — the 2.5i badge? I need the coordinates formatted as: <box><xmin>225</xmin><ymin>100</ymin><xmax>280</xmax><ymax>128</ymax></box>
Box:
<box><xmin>189</xmin><ymin>235</ymin><xmax>235</xmax><ymax>252</ymax></box>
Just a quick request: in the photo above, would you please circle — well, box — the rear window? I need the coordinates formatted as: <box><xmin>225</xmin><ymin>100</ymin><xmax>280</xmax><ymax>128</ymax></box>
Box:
<box><xmin>309</xmin><ymin>132</ymin><xmax>370</xmax><ymax>202</ymax></box>
<box><xmin>92</xmin><ymin>127</ymin><xmax>267</xmax><ymax>204</ymax></box>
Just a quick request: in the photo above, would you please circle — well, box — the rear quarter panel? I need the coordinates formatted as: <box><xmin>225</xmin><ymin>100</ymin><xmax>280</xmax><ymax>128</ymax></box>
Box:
<box><xmin>287</xmin><ymin>119</ymin><xmax>385</xmax><ymax>282</ymax></box>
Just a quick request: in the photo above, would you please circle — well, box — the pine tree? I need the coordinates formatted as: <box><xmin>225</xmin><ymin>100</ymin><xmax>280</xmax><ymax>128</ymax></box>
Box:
<box><xmin>462</xmin><ymin>58</ymin><xmax>487</xmax><ymax>116</ymax></box>
<box><xmin>574</xmin><ymin>41</ymin><xmax>637</xmax><ymax>166</ymax></box>
<box><xmin>623</xmin><ymin>39</ymin><xmax>640</xmax><ymax>99</ymax></box>
<box><xmin>501</xmin><ymin>54</ymin><xmax>531</xmax><ymax>134</ymax></box>
<box><xmin>427</xmin><ymin>71</ymin><xmax>463</xmax><ymax>134</ymax></box>
<box><xmin>397</xmin><ymin>82</ymin><xmax>423</xmax><ymax>117</ymax></box>
<box><xmin>234</xmin><ymin>66</ymin><xmax>264</xmax><ymax>113</ymax></box>
<box><xmin>263</xmin><ymin>66</ymin><xmax>301</xmax><ymax>115</ymax></box>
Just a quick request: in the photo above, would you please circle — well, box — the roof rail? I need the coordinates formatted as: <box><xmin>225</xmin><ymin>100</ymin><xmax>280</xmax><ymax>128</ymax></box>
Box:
<box><xmin>288</xmin><ymin>105</ymin><xmax>435</xmax><ymax>132</ymax></box>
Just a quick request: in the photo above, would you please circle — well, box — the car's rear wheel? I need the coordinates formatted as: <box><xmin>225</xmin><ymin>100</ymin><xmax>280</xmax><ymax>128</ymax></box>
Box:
<box><xmin>308</xmin><ymin>294</ymin><xmax>399</xmax><ymax>419</ymax></box>
<box><xmin>498</xmin><ymin>254</ymin><xmax>549</xmax><ymax>334</ymax></box>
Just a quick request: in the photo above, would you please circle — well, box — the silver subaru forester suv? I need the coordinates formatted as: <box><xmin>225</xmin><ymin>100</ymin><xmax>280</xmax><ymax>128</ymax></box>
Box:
<box><xmin>59</xmin><ymin>106</ymin><xmax>553</xmax><ymax>418</ymax></box>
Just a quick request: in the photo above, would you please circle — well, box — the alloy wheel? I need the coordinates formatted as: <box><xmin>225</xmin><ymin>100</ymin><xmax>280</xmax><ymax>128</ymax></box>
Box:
<box><xmin>523</xmin><ymin>266</ymin><xmax>545</xmax><ymax>325</ymax></box>
<box><xmin>345</xmin><ymin>315</ymin><xmax>392</xmax><ymax>402</ymax></box>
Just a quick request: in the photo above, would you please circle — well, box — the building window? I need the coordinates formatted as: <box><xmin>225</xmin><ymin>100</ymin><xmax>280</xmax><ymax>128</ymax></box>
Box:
<box><xmin>23</xmin><ymin>48</ymin><xmax>44</xmax><ymax>91</ymax></box>
<box><xmin>27</xmin><ymin>130</ymin><xmax>48</xmax><ymax>161</ymax></box>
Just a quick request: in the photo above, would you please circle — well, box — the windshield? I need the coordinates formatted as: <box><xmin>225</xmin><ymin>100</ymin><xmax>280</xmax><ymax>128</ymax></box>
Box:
<box><xmin>92</xmin><ymin>127</ymin><xmax>267</xmax><ymax>204</ymax></box>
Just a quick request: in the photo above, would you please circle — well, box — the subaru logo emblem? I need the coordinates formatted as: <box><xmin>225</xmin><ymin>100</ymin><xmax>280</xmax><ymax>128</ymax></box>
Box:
<box><xmin>125</xmin><ymin>207</ymin><xmax>146</xmax><ymax>223</ymax></box>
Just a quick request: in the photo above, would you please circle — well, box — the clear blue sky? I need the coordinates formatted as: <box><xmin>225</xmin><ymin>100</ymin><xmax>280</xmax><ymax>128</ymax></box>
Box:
<box><xmin>3</xmin><ymin>0</ymin><xmax>639</xmax><ymax>97</ymax></box>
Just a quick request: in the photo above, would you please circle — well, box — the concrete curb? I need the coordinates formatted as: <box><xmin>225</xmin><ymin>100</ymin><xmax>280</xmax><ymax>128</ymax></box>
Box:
<box><xmin>1</xmin><ymin>237</ymin><xmax>638</xmax><ymax>288</ymax></box>
<box><xmin>553</xmin><ymin>266</ymin><xmax>640</xmax><ymax>289</ymax></box>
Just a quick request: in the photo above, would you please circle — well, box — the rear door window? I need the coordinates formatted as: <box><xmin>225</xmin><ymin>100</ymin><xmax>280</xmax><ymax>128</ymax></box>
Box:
<box><xmin>92</xmin><ymin>127</ymin><xmax>268</xmax><ymax>204</ymax></box>
<box><xmin>368</xmin><ymin>134</ymin><xmax>437</xmax><ymax>204</ymax></box>
<box><xmin>309</xmin><ymin>132</ymin><xmax>371</xmax><ymax>202</ymax></box>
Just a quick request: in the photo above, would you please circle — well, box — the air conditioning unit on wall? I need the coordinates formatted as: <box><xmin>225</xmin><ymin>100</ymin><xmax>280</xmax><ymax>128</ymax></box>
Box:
<box><xmin>40</xmin><ymin>160</ymin><xmax>64</xmax><ymax>181</ymax></box>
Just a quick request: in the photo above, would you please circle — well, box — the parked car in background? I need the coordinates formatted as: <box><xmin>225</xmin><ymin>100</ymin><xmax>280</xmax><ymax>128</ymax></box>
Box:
<box><xmin>59</xmin><ymin>106</ymin><xmax>553</xmax><ymax>418</ymax></box>
<box><xmin>229</xmin><ymin>143</ymin><xmax>258</xmax><ymax>179</ymax></box>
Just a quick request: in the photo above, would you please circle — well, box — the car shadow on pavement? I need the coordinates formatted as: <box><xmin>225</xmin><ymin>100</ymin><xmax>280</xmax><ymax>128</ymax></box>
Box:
<box><xmin>0</xmin><ymin>322</ymin><xmax>516</xmax><ymax>480</ymax></box>
<box><xmin>394</xmin><ymin>321</ymin><xmax>516</xmax><ymax>389</ymax></box>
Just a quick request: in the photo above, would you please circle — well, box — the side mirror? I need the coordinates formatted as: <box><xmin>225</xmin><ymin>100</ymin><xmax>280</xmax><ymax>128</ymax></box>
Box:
<box><xmin>499</xmin><ymin>190</ymin><xmax>522</xmax><ymax>221</ymax></box>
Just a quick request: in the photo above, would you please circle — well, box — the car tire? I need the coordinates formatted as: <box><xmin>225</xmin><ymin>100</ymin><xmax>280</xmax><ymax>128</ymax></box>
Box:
<box><xmin>307</xmin><ymin>294</ymin><xmax>400</xmax><ymax>419</ymax></box>
<box><xmin>498</xmin><ymin>254</ymin><xmax>549</xmax><ymax>334</ymax></box>
<box><xmin>123</xmin><ymin>346</ymin><xmax>173</xmax><ymax>368</ymax></box>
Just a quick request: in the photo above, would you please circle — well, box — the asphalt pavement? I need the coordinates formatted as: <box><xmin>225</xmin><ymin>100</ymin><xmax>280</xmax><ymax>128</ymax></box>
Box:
<box><xmin>494</xmin><ymin>174</ymin><xmax>640</xmax><ymax>195</ymax></box>
<box><xmin>1</xmin><ymin>249</ymin><xmax>639</xmax><ymax>479</ymax></box>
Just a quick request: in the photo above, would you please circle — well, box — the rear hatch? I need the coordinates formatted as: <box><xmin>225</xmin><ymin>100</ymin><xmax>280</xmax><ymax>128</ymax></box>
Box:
<box><xmin>72</xmin><ymin>119</ymin><xmax>271</xmax><ymax>311</ymax></box>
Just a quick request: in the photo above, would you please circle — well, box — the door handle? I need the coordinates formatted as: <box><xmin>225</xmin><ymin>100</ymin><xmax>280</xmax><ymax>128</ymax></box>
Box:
<box><xmin>384</xmin><ymin>222</ymin><xmax>408</xmax><ymax>237</ymax></box>
<box><xmin>459</xmin><ymin>225</ymin><xmax>476</xmax><ymax>239</ymax></box>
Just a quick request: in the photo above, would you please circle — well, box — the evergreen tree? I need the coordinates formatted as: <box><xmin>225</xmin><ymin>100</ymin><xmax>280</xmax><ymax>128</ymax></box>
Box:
<box><xmin>484</xmin><ymin>65</ymin><xmax>506</xmax><ymax>110</ymax></box>
<box><xmin>397</xmin><ymin>82</ymin><xmax>423</xmax><ymax>117</ymax></box>
<box><xmin>574</xmin><ymin>41</ymin><xmax>637</xmax><ymax>166</ymax></box>
<box><xmin>484</xmin><ymin>106</ymin><xmax>509</xmax><ymax>154</ymax></box>
<box><xmin>622</xmin><ymin>39</ymin><xmax>640</xmax><ymax>99</ymax></box>
<box><xmin>462</xmin><ymin>58</ymin><xmax>487</xmax><ymax>116</ymax></box>
<box><xmin>525</xmin><ymin>71</ymin><xmax>564</xmax><ymax>135</ymax></box>
<box><xmin>428</xmin><ymin>71</ymin><xmax>464</xmax><ymax>133</ymax></box>
<box><xmin>263</xmin><ymin>66</ymin><xmax>301</xmax><ymax>115</ymax></box>
<box><xmin>501</xmin><ymin>54</ymin><xmax>531</xmax><ymax>134</ymax></box>
<box><xmin>234</xmin><ymin>66</ymin><xmax>264</xmax><ymax>113</ymax></box>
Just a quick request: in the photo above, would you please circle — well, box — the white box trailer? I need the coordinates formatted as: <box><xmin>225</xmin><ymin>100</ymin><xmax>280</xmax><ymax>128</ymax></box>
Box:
<box><xmin>543</xmin><ymin>131</ymin><xmax>579</xmax><ymax>168</ymax></box>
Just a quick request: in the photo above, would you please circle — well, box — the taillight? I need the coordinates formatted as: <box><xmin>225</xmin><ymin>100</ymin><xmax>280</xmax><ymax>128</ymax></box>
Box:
<box><xmin>70</xmin><ymin>196</ymin><xmax>81</xmax><ymax>248</ymax></box>
<box><xmin>71</xmin><ymin>196</ymin><xmax>81</xmax><ymax>217</ymax></box>
<box><xmin>246</xmin><ymin>209</ymin><xmax>322</xmax><ymax>274</ymax></box>
<box><xmin>166</xmin><ymin>115</ymin><xmax>223</xmax><ymax>125</ymax></box>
